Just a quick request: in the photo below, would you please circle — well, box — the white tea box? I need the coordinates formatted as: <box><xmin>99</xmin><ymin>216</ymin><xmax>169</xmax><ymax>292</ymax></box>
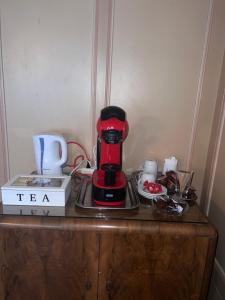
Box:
<box><xmin>1</xmin><ymin>175</ymin><xmax>71</xmax><ymax>207</ymax></box>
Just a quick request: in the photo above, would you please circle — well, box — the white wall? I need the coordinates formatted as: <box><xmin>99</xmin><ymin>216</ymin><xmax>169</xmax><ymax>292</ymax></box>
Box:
<box><xmin>110</xmin><ymin>0</ymin><xmax>211</xmax><ymax>172</ymax></box>
<box><xmin>0</xmin><ymin>0</ymin><xmax>224</xmax><ymax>202</ymax></box>
<box><xmin>0</xmin><ymin>0</ymin><xmax>95</xmax><ymax>175</ymax></box>
<box><xmin>203</xmin><ymin>50</ymin><xmax>225</xmax><ymax>300</ymax></box>
<box><xmin>192</xmin><ymin>0</ymin><xmax>225</xmax><ymax>199</ymax></box>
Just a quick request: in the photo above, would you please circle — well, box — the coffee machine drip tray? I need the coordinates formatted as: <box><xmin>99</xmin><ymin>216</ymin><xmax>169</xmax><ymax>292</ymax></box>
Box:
<box><xmin>75</xmin><ymin>175</ymin><xmax>139</xmax><ymax>211</ymax></box>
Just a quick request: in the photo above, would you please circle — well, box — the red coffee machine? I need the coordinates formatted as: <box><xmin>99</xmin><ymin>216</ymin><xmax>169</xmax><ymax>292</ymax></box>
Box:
<box><xmin>92</xmin><ymin>106</ymin><xmax>129</xmax><ymax>206</ymax></box>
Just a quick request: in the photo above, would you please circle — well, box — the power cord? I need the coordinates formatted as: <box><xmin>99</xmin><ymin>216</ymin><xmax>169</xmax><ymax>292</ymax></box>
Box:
<box><xmin>63</xmin><ymin>140</ymin><xmax>96</xmax><ymax>176</ymax></box>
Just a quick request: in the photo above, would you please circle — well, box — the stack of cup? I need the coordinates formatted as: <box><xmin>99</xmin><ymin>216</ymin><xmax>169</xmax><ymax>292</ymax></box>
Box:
<box><xmin>140</xmin><ymin>160</ymin><xmax>158</xmax><ymax>187</ymax></box>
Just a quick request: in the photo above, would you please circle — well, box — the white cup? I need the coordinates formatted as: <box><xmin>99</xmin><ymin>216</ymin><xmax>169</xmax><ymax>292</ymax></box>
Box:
<box><xmin>163</xmin><ymin>156</ymin><xmax>178</xmax><ymax>175</ymax></box>
<box><xmin>143</xmin><ymin>160</ymin><xmax>157</xmax><ymax>176</ymax></box>
<box><xmin>140</xmin><ymin>173</ymin><xmax>156</xmax><ymax>185</ymax></box>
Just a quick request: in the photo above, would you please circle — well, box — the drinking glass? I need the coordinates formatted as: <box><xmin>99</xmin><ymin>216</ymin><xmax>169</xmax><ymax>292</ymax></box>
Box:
<box><xmin>175</xmin><ymin>170</ymin><xmax>194</xmax><ymax>201</ymax></box>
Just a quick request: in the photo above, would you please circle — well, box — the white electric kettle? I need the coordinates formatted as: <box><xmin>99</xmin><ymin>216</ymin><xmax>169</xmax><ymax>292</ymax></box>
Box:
<box><xmin>33</xmin><ymin>134</ymin><xmax>67</xmax><ymax>176</ymax></box>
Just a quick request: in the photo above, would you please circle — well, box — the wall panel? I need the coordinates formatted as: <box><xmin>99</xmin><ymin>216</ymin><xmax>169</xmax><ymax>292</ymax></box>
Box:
<box><xmin>0</xmin><ymin>0</ymin><xmax>95</xmax><ymax>176</ymax></box>
<box><xmin>0</xmin><ymin>36</ymin><xmax>9</xmax><ymax>185</ymax></box>
<box><xmin>110</xmin><ymin>0</ymin><xmax>211</xmax><ymax>172</ymax></box>
<box><xmin>0</xmin><ymin>0</ymin><xmax>224</xmax><ymax>202</ymax></box>
<box><xmin>192</xmin><ymin>0</ymin><xmax>225</xmax><ymax>198</ymax></box>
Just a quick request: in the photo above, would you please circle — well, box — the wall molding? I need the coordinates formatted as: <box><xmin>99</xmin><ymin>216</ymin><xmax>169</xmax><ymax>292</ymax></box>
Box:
<box><xmin>91</xmin><ymin>0</ymin><xmax>115</xmax><ymax>152</ymax></box>
<box><xmin>186</xmin><ymin>0</ymin><xmax>214</xmax><ymax>170</ymax></box>
<box><xmin>104</xmin><ymin>0</ymin><xmax>114</xmax><ymax>107</ymax></box>
<box><xmin>201</xmin><ymin>51</ymin><xmax>225</xmax><ymax>298</ymax></box>
<box><xmin>91</xmin><ymin>0</ymin><xmax>99</xmax><ymax>152</ymax></box>
<box><xmin>0</xmin><ymin>12</ymin><xmax>9</xmax><ymax>184</ymax></box>
<box><xmin>206</xmin><ymin>87</ymin><xmax>225</xmax><ymax>215</ymax></box>
<box><xmin>200</xmin><ymin>48</ymin><xmax>225</xmax><ymax>214</ymax></box>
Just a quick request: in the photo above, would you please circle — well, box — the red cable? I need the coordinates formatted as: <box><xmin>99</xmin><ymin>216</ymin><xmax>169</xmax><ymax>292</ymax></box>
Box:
<box><xmin>67</xmin><ymin>141</ymin><xmax>90</xmax><ymax>161</ymax></box>
<box><xmin>66</xmin><ymin>154</ymin><xmax>84</xmax><ymax>168</ymax></box>
<box><xmin>73</xmin><ymin>155</ymin><xmax>85</xmax><ymax>168</ymax></box>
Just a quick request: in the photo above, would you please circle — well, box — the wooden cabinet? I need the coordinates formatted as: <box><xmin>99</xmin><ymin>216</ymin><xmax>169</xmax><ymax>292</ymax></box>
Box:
<box><xmin>98</xmin><ymin>221</ymin><xmax>216</xmax><ymax>300</ymax></box>
<box><xmin>0</xmin><ymin>177</ymin><xmax>217</xmax><ymax>300</ymax></box>
<box><xmin>0</xmin><ymin>218</ymin><xmax>99</xmax><ymax>300</ymax></box>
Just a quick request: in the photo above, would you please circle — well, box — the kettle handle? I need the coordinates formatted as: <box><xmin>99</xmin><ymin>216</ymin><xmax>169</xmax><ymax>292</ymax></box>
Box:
<box><xmin>53</xmin><ymin>136</ymin><xmax>67</xmax><ymax>167</ymax></box>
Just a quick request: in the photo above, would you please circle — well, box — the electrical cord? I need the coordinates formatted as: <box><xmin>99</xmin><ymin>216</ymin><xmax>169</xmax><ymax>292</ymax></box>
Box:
<box><xmin>67</xmin><ymin>140</ymin><xmax>91</xmax><ymax>161</ymax></box>
<box><xmin>63</xmin><ymin>140</ymin><xmax>96</xmax><ymax>176</ymax></box>
<box><xmin>69</xmin><ymin>159</ymin><xmax>87</xmax><ymax>176</ymax></box>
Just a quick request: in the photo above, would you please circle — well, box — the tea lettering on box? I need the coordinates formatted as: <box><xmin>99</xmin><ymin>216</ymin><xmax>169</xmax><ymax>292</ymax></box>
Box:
<box><xmin>1</xmin><ymin>175</ymin><xmax>71</xmax><ymax>207</ymax></box>
<box><xmin>17</xmin><ymin>193</ymin><xmax>24</xmax><ymax>201</ymax></box>
<box><xmin>30</xmin><ymin>194</ymin><xmax>36</xmax><ymax>202</ymax></box>
<box><xmin>16</xmin><ymin>193</ymin><xmax>50</xmax><ymax>203</ymax></box>
<box><xmin>43</xmin><ymin>194</ymin><xmax>50</xmax><ymax>202</ymax></box>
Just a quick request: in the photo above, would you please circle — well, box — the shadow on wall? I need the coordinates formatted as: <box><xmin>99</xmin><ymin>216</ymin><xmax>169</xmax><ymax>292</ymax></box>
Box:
<box><xmin>209</xmin><ymin>200</ymin><xmax>225</xmax><ymax>269</ymax></box>
<box><xmin>123</xmin><ymin>112</ymin><xmax>164</xmax><ymax>170</ymax></box>
<box><xmin>208</xmin><ymin>266</ymin><xmax>225</xmax><ymax>300</ymax></box>
<box><xmin>208</xmin><ymin>200</ymin><xmax>225</xmax><ymax>299</ymax></box>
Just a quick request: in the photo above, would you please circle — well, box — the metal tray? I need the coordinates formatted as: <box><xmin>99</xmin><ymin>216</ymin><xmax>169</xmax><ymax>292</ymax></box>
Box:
<box><xmin>75</xmin><ymin>176</ymin><xmax>139</xmax><ymax>210</ymax></box>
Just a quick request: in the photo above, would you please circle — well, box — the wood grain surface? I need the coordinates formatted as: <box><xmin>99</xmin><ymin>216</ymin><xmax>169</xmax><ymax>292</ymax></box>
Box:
<box><xmin>0</xmin><ymin>175</ymin><xmax>217</xmax><ymax>299</ymax></box>
<box><xmin>98</xmin><ymin>222</ymin><xmax>217</xmax><ymax>300</ymax></box>
<box><xmin>0</xmin><ymin>216</ymin><xmax>217</xmax><ymax>300</ymax></box>
<box><xmin>0</xmin><ymin>218</ymin><xmax>99</xmax><ymax>300</ymax></box>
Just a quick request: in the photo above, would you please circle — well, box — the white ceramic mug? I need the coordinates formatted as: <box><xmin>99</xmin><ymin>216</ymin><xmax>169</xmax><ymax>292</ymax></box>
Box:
<box><xmin>33</xmin><ymin>134</ymin><xmax>67</xmax><ymax>176</ymax></box>
<box><xmin>143</xmin><ymin>160</ymin><xmax>158</xmax><ymax>176</ymax></box>
<box><xmin>140</xmin><ymin>173</ymin><xmax>156</xmax><ymax>185</ymax></box>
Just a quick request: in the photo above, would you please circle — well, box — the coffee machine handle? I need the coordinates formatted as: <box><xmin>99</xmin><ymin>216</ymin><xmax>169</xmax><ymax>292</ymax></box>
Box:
<box><xmin>53</xmin><ymin>136</ymin><xmax>67</xmax><ymax>167</ymax></box>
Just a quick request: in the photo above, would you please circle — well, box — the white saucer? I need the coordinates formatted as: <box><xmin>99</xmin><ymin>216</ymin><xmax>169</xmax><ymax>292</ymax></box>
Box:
<box><xmin>137</xmin><ymin>180</ymin><xmax>167</xmax><ymax>199</ymax></box>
